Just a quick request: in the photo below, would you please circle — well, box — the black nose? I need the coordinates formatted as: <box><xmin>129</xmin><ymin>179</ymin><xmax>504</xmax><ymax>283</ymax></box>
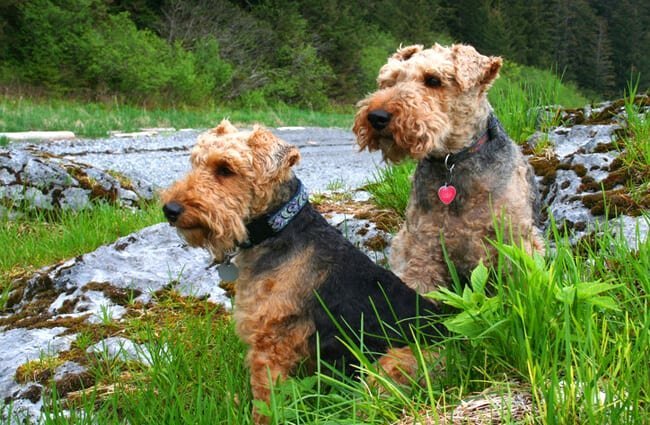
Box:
<box><xmin>163</xmin><ymin>202</ymin><xmax>184</xmax><ymax>223</ymax></box>
<box><xmin>367</xmin><ymin>109</ymin><xmax>392</xmax><ymax>130</ymax></box>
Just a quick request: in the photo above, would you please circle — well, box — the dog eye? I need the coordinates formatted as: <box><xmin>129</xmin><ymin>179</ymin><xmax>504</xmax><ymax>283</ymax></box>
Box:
<box><xmin>215</xmin><ymin>165</ymin><xmax>234</xmax><ymax>177</ymax></box>
<box><xmin>424</xmin><ymin>75</ymin><xmax>442</xmax><ymax>88</ymax></box>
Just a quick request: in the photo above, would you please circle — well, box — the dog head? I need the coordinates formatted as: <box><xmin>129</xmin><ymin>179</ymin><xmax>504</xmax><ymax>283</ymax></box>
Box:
<box><xmin>353</xmin><ymin>43</ymin><xmax>502</xmax><ymax>162</ymax></box>
<box><xmin>161</xmin><ymin>120</ymin><xmax>300</xmax><ymax>261</ymax></box>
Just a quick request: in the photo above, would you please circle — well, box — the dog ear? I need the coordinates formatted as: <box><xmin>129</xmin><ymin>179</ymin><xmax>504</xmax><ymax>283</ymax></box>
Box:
<box><xmin>212</xmin><ymin>119</ymin><xmax>238</xmax><ymax>135</ymax></box>
<box><xmin>451</xmin><ymin>44</ymin><xmax>502</xmax><ymax>91</ymax></box>
<box><xmin>391</xmin><ymin>44</ymin><xmax>423</xmax><ymax>61</ymax></box>
<box><xmin>275</xmin><ymin>143</ymin><xmax>301</xmax><ymax>169</ymax></box>
<box><xmin>248</xmin><ymin>127</ymin><xmax>300</xmax><ymax>177</ymax></box>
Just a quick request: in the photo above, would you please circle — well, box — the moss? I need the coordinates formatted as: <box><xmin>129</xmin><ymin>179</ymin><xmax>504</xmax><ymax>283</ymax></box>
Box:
<box><xmin>572</xmin><ymin>163</ymin><xmax>587</xmax><ymax>177</ymax></box>
<box><xmin>2</xmin><ymin>281</ymin><xmax>26</xmax><ymax>311</ymax></box>
<box><xmin>313</xmin><ymin>197</ymin><xmax>402</xmax><ymax>233</ymax></box>
<box><xmin>356</xmin><ymin>226</ymin><xmax>369</xmax><ymax>236</ymax></box>
<box><xmin>106</xmin><ymin>170</ymin><xmax>137</xmax><ymax>192</ymax></box>
<box><xmin>364</xmin><ymin>234</ymin><xmax>389</xmax><ymax>252</ymax></box>
<box><xmin>57</xmin><ymin>297</ymin><xmax>79</xmax><ymax>314</ymax></box>
<box><xmin>584</xmin><ymin>95</ymin><xmax>650</xmax><ymax>125</ymax></box>
<box><xmin>600</xmin><ymin>168</ymin><xmax>629</xmax><ymax>189</ymax></box>
<box><xmin>83</xmin><ymin>281</ymin><xmax>142</xmax><ymax>306</ymax></box>
<box><xmin>593</xmin><ymin>142</ymin><xmax>617</xmax><ymax>153</ymax></box>
<box><xmin>55</xmin><ymin>371</ymin><xmax>96</xmax><ymax>397</ymax></box>
<box><xmin>0</xmin><ymin>273</ymin><xmax>60</xmax><ymax>329</ymax></box>
<box><xmin>15</xmin><ymin>356</ymin><xmax>65</xmax><ymax>384</ymax></box>
<box><xmin>64</xmin><ymin>165</ymin><xmax>119</xmax><ymax>203</ymax></box>
<box><xmin>18</xmin><ymin>385</ymin><xmax>43</xmax><ymax>403</ymax></box>
<box><xmin>528</xmin><ymin>155</ymin><xmax>560</xmax><ymax>189</ymax></box>
<box><xmin>219</xmin><ymin>280</ymin><xmax>236</xmax><ymax>298</ymax></box>
<box><xmin>581</xmin><ymin>188</ymin><xmax>649</xmax><ymax>217</ymax></box>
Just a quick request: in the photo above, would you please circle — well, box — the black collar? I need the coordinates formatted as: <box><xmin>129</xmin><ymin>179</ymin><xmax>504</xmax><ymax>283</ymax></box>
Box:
<box><xmin>240</xmin><ymin>179</ymin><xmax>309</xmax><ymax>248</ymax></box>
<box><xmin>427</xmin><ymin>113</ymin><xmax>497</xmax><ymax>166</ymax></box>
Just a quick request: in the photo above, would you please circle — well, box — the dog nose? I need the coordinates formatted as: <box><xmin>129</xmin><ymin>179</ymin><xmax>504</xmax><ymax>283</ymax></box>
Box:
<box><xmin>162</xmin><ymin>202</ymin><xmax>184</xmax><ymax>223</ymax></box>
<box><xmin>367</xmin><ymin>109</ymin><xmax>392</xmax><ymax>130</ymax></box>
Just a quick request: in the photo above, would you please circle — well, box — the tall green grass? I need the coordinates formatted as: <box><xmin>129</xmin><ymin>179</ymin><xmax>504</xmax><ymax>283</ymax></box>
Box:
<box><xmin>490</xmin><ymin>62</ymin><xmax>588</xmax><ymax>142</ymax></box>
<box><xmin>364</xmin><ymin>160</ymin><xmax>416</xmax><ymax>217</ymax></box>
<box><xmin>0</xmin><ymin>97</ymin><xmax>353</xmax><ymax>138</ymax></box>
<box><xmin>619</xmin><ymin>78</ymin><xmax>650</xmax><ymax>196</ymax></box>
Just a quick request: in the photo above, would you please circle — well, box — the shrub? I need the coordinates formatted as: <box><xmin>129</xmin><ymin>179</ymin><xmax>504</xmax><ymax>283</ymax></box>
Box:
<box><xmin>9</xmin><ymin>0</ymin><xmax>233</xmax><ymax>105</ymax></box>
<box><xmin>192</xmin><ymin>37</ymin><xmax>234</xmax><ymax>101</ymax></box>
<box><xmin>262</xmin><ymin>43</ymin><xmax>334</xmax><ymax>109</ymax></box>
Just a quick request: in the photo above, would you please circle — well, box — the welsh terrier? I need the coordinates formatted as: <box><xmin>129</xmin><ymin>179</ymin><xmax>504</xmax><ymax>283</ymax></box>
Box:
<box><xmin>161</xmin><ymin>120</ymin><xmax>441</xmax><ymax>422</ymax></box>
<box><xmin>353</xmin><ymin>44</ymin><xmax>544</xmax><ymax>295</ymax></box>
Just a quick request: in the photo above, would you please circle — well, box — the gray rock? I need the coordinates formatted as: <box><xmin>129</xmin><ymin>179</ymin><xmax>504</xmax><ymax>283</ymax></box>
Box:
<box><xmin>326</xmin><ymin>212</ymin><xmax>391</xmax><ymax>264</ymax></box>
<box><xmin>53</xmin><ymin>361</ymin><xmax>87</xmax><ymax>381</ymax></box>
<box><xmin>11</xmin><ymin>223</ymin><xmax>230</xmax><ymax>326</ymax></box>
<box><xmin>0</xmin><ymin>146</ymin><xmax>153</xmax><ymax>214</ymax></box>
<box><xmin>0</xmin><ymin>327</ymin><xmax>76</xmax><ymax>424</ymax></box>
<box><xmin>532</xmin><ymin>119</ymin><xmax>648</xmax><ymax>248</ymax></box>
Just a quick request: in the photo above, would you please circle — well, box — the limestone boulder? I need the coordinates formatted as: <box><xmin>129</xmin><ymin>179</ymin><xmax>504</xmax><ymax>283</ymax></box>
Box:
<box><xmin>0</xmin><ymin>146</ymin><xmax>153</xmax><ymax>218</ymax></box>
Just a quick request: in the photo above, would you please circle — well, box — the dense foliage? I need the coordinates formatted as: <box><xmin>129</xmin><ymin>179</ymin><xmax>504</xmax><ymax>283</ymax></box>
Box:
<box><xmin>0</xmin><ymin>0</ymin><xmax>647</xmax><ymax>106</ymax></box>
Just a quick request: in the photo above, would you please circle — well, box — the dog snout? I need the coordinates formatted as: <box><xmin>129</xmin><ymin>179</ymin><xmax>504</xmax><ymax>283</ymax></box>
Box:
<box><xmin>367</xmin><ymin>109</ymin><xmax>392</xmax><ymax>130</ymax></box>
<box><xmin>162</xmin><ymin>201</ymin><xmax>184</xmax><ymax>223</ymax></box>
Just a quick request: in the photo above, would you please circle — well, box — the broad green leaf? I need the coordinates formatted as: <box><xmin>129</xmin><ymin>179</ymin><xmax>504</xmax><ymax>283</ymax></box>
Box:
<box><xmin>588</xmin><ymin>295</ymin><xmax>621</xmax><ymax>311</ymax></box>
<box><xmin>556</xmin><ymin>286</ymin><xmax>576</xmax><ymax>305</ymax></box>
<box><xmin>471</xmin><ymin>261</ymin><xmax>489</xmax><ymax>294</ymax></box>
<box><xmin>444</xmin><ymin>312</ymin><xmax>483</xmax><ymax>338</ymax></box>
<box><xmin>426</xmin><ymin>288</ymin><xmax>466</xmax><ymax>309</ymax></box>
<box><xmin>575</xmin><ymin>281</ymin><xmax>618</xmax><ymax>299</ymax></box>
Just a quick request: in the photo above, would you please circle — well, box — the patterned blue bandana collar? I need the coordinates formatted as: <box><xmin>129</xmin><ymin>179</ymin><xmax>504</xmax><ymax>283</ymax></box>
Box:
<box><xmin>242</xmin><ymin>179</ymin><xmax>309</xmax><ymax>247</ymax></box>
<box><xmin>267</xmin><ymin>180</ymin><xmax>309</xmax><ymax>232</ymax></box>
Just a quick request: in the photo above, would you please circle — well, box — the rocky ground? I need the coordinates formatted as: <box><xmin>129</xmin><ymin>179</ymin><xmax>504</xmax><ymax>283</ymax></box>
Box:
<box><xmin>1</xmin><ymin>98</ymin><xmax>648</xmax><ymax>423</ymax></box>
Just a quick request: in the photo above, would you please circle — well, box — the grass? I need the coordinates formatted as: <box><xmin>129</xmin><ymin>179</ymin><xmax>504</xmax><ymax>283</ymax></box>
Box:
<box><xmin>364</xmin><ymin>160</ymin><xmax>416</xmax><ymax>217</ymax></box>
<box><xmin>619</xmin><ymin>78</ymin><xmax>650</xmax><ymax>199</ymax></box>
<box><xmin>0</xmin><ymin>96</ymin><xmax>354</xmax><ymax>138</ymax></box>
<box><xmin>3</xmin><ymin>218</ymin><xmax>645</xmax><ymax>424</ymax></box>
<box><xmin>490</xmin><ymin>62</ymin><xmax>588</xmax><ymax>143</ymax></box>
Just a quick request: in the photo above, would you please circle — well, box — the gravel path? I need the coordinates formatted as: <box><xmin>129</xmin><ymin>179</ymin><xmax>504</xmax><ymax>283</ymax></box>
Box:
<box><xmin>24</xmin><ymin>127</ymin><xmax>386</xmax><ymax>193</ymax></box>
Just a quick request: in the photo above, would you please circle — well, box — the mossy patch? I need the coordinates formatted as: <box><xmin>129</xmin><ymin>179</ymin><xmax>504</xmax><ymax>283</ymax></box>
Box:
<box><xmin>15</xmin><ymin>356</ymin><xmax>65</xmax><ymax>384</ymax></box>
<box><xmin>55</xmin><ymin>371</ymin><xmax>96</xmax><ymax>397</ymax></box>
<box><xmin>313</xmin><ymin>196</ymin><xmax>402</xmax><ymax>233</ymax></box>
<box><xmin>527</xmin><ymin>138</ymin><xmax>649</xmax><ymax>219</ymax></box>
<box><xmin>83</xmin><ymin>281</ymin><xmax>142</xmax><ymax>306</ymax></box>
<box><xmin>65</xmin><ymin>165</ymin><xmax>119</xmax><ymax>203</ymax></box>
<box><xmin>581</xmin><ymin>188</ymin><xmax>650</xmax><ymax>217</ymax></box>
<box><xmin>106</xmin><ymin>170</ymin><xmax>137</xmax><ymax>192</ymax></box>
<box><xmin>18</xmin><ymin>385</ymin><xmax>43</xmax><ymax>403</ymax></box>
<box><xmin>364</xmin><ymin>234</ymin><xmax>389</xmax><ymax>252</ymax></box>
<box><xmin>584</xmin><ymin>95</ymin><xmax>650</xmax><ymax>125</ymax></box>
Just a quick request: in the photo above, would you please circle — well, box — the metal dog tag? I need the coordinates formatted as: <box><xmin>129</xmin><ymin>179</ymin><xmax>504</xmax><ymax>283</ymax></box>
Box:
<box><xmin>217</xmin><ymin>262</ymin><xmax>239</xmax><ymax>281</ymax></box>
<box><xmin>217</xmin><ymin>250</ymin><xmax>239</xmax><ymax>282</ymax></box>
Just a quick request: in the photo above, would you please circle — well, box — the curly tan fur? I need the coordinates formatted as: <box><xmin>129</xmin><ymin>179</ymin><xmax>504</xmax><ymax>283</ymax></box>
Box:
<box><xmin>353</xmin><ymin>44</ymin><xmax>543</xmax><ymax>295</ymax></box>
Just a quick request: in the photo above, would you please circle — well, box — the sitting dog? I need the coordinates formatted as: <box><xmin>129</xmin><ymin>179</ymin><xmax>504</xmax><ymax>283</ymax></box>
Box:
<box><xmin>161</xmin><ymin>120</ymin><xmax>441</xmax><ymax>422</ymax></box>
<box><xmin>353</xmin><ymin>44</ymin><xmax>544</xmax><ymax>295</ymax></box>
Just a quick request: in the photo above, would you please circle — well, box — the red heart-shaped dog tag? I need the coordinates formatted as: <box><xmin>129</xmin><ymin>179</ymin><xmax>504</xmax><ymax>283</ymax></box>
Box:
<box><xmin>438</xmin><ymin>184</ymin><xmax>457</xmax><ymax>205</ymax></box>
